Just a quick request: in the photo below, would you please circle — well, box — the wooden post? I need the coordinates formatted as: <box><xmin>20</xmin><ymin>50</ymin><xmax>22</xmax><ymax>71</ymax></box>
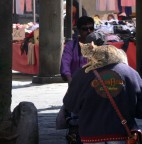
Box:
<box><xmin>33</xmin><ymin>0</ymin><xmax>64</xmax><ymax>83</ymax></box>
<box><xmin>136</xmin><ymin>0</ymin><xmax>142</xmax><ymax>76</ymax></box>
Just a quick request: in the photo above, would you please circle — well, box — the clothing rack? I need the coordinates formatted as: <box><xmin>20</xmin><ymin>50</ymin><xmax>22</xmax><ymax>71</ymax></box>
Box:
<box><xmin>13</xmin><ymin>0</ymin><xmax>36</xmax><ymax>23</ymax></box>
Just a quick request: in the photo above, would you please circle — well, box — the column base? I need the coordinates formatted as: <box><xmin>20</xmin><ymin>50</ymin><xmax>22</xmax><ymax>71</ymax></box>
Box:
<box><xmin>32</xmin><ymin>75</ymin><xmax>65</xmax><ymax>84</ymax></box>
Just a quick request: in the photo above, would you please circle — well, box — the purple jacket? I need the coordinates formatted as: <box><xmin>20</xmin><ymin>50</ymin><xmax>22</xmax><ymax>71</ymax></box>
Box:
<box><xmin>60</xmin><ymin>39</ymin><xmax>87</xmax><ymax>79</ymax></box>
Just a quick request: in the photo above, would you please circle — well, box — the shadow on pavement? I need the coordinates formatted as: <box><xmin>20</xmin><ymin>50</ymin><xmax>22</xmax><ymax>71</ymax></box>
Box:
<box><xmin>38</xmin><ymin>112</ymin><xmax>67</xmax><ymax>144</ymax></box>
<box><xmin>12</xmin><ymin>72</ymin><xmax>34</xmax><ymax>81</ymax></box>
<box><xmin>38</xmin><ymin>106</ymin><xmax>62</xmax><ymax>113</ymax></box>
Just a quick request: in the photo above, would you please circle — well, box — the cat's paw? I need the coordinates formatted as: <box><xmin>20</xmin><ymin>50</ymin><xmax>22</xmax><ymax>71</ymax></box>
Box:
<box><xmin>85</xmin><ymin>66</ymin><xmax>94</xmax><ymax>73</ymax></box>
<box><xmin>82</xmin><ymin>63</ymin><xmax>91</xmax><ymax>68</ymax></box>
<box><xmin>85</xmin><ymin>69</ymin><xmax>89</xmax><ymax>73</ymax></box>
<box><xmin>82</xmin><ymin>65</ymin><xmax>87</xmax><ymax>68</ymax></box>
<box><xmin>84</xmin><ymin>66</ymin><xmax>91</xmax><ymax>73</ymax></box>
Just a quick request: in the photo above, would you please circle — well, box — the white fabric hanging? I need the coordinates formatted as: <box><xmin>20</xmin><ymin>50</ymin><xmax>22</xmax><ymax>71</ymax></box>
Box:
<box><xmin>16</xmin><ymin>0</ymin><xmax>24</xmax><ymax>14</ymax></box>
<box><xmin>13</xmin><ymin>0</ymin><xmax>32</xmax><ymax>15</ymax></box>
<box><xmin>96</xmin><ymin>0</ymin><xmax>118</xmax><ymax>11</ymax></box>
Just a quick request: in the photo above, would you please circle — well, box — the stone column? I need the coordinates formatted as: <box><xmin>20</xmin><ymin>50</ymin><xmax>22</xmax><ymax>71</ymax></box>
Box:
<box><xmin>33</xmin><ymin>0</ymin><xmax>64</xmax><ymax>83</ymax></box>
<box><xmin>0</xmin><ymin>0</ymin><xmax>12</xmax><ymax>124</ymax></box>
<box><xmin>136</xmin><ymin>0</ymin><xmax>142</xmax><ymax>76</ymax></box>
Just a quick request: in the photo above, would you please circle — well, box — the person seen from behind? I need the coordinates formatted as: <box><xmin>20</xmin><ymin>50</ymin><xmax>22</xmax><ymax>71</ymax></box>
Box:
<box><xmin>63</xmin><ymin>43</ymin><xmax>142</xmax><ymax>144</ymax></box>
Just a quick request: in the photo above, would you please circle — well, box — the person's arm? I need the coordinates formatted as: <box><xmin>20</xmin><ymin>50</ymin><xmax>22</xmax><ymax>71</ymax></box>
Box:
<box><xmin>60</xmin><ymin>41</ymin><xmax>73</xmax><ymax>83</ymax></box>
<box><xmin>63</xmin><ymin>68</ymin><xmax>85</xmax><ymax>114</ymax></box>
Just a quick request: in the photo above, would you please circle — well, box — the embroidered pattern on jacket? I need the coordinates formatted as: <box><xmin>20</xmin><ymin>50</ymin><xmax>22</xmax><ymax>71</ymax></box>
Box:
<box><xmin>91</xmin><ymin>70</ymin><xmax>125</xmax><ymax>98</ymax></box>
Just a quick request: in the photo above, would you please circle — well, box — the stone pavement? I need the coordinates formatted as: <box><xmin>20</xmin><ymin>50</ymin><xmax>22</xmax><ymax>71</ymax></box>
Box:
<box><xmin>12</xmin><ymin>73</ymin><xmax>68</xmax><ymax>144</ymax></box>
<box><xmin>11</xmin><ymin>72</ymin><xmax>142</xmax><ymax>144</ymax></box>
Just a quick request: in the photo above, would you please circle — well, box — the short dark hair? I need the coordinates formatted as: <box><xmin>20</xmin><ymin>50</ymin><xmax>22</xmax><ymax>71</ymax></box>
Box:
<box><xmin>77</xmin><ymin>16</ymin><xmax>94</xmax><ymax>30</ymax></box>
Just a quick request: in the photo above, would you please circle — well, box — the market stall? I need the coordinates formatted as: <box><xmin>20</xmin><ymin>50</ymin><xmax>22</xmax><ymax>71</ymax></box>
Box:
<box><xmin>12</xmin><ymin>23</ymin><xmax>39</xmax><ymax>74</ymax></box>
<box><xmin>108</xmin><ymin>42</ymin><xmax>136</xmax><ymax>69</ymax></box>
<box><xmin>12</xmin><ymin>41</ymin><xmax>136</xmax><ymax>75</ymax></box>
<box><xmin>12</xmin><ymin>42</ymin><xmax>39</xmax><ymax>74</ymax></box>
<box><xmin>12</xmin><ymin>0</ymin><xmax>136</xmax><ymax>75</ymax></box>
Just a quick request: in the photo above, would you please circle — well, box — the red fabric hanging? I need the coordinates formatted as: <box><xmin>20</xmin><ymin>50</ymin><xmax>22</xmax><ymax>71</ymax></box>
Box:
<box><xmin>121</xmin><ymin>0</ymin><xmax>135</xmax><ymax>7</ymax></box>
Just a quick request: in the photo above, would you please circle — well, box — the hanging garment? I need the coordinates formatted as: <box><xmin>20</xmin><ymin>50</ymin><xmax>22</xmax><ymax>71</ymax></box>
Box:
<box><xmin>27</xmin><ymin>42</ymin><xmax>35</xmax><ymax>65</ymax></box>
<box><xmin>25</xmin><ymin>0</ymin><xmax>32</xmax><ymax>12</ymax></box>
<box><xmin>14</xmin><ymin>0</ymin><xmax>32</xmax><ymax>14</ymax></box>
<box><xmin>118</xmin><ymin>0</ymin><xmax>132</xmax><ymax>16</ymax></box>
<box><xmin>13</xmin><ymin>0</ymin><xmax>14</xmax><ymax>13</ymax></box>
<box><xmin>15</xmin><ymin>0</ymin><xmax>24</xmax><ymax>14</ymax></box>
<box><xmin>96</xmin><ymin>0</ymin><xmax>106</xmax><ymax>11</ymax></box>
<box><xmin>121</xmin><ymin>0</ymin><xmax>135</xmax><ymax>7</ymax></box>
<box><xmin>107</xmin><ymin>0</ymin><xmax>118</xmax><ymax>11</ymax></box>
<box><xmin>96</xmin><ymin>0</ymin><xmax>118</xmax><ymax>11</ymax></box>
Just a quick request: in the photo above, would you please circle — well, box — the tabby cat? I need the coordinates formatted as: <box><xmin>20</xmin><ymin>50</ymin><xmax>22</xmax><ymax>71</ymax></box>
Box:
<box><xmin>79</xmin><ymin>41</ymin><xmax>128</xmax><ymax>73</ymax></box>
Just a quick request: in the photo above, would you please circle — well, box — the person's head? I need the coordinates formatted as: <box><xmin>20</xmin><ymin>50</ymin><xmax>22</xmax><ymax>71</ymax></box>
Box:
<box><xmin>107</xmin><ymin>14</ymin><xmax>115</xmax><ymax>21</ymax></box>
<box><xmin>77</xmin><ymin>16</ymin><xmax>95</xmax><ymax>41</ymax></box>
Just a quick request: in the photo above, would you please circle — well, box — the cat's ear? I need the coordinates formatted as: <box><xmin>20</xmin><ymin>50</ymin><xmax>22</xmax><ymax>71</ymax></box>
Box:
<box><xmin>79</xmin><ymin>42</ymin><xmax>84</xmax><ymax>48</ymax></box>
<box><xmin>91</xmin><ymin>41</ymin><xmax>98</xmax><ymax>48</ymax></box>
<box><xmin>91</xmin><ymin>41</ymin><xmax>95</xmax><ymax>46</ymax></box>
<box><xmin>91</xmin><ymin>41</ymin><xmax>94</xmax><ymax>44</ymax></box>
<box><xmin>90</xmin><ymin>41</ymin><xmax>96</xmax><ymax>48</ymax></box>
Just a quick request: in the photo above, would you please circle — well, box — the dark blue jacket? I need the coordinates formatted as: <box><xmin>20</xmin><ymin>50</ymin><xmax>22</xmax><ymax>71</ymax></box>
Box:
<box><xmin>63</xmin><ymin>63</ymin><xmax>142</xmax><ymax>143</ymax></box>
